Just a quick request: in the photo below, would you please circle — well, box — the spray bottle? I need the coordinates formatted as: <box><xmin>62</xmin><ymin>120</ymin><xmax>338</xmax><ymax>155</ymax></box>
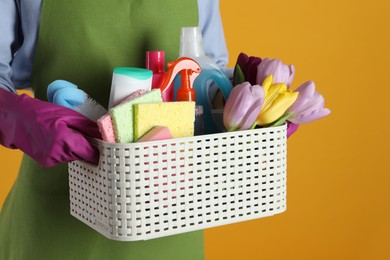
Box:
<box><xmin>159</xmin><ymin>57</ymin><xmax>204</xmax><ymax>135</ymax></box>
<box><xmin>174</xmin><ymin>27</ymin><xmax>233</xmax><ymax>134</ymax></box>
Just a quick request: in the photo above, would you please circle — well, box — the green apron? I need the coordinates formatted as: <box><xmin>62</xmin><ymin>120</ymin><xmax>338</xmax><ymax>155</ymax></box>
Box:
<box><xmin>0</xmin><ymin>1</ymin><xmax>203</xmax><ymax>259</ymax></box>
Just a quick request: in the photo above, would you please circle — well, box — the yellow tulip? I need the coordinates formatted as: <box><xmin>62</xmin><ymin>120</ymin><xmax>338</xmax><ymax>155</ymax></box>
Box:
<box><xmin>255</xmin><ymin>75</ymin><xmax>299</xmax><ymax>126</ymax></box>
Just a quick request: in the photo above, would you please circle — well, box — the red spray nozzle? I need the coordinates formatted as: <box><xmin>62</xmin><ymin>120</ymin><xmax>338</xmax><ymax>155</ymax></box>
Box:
<box><xmin>177</xmin><ymin>69</ymin><xmax>196</xmax><ymax>101</ymax></box>
<box><xmin>159</xmin><ymin>57</ymin><xmax>201</xmax><ymax>101</ymax></box>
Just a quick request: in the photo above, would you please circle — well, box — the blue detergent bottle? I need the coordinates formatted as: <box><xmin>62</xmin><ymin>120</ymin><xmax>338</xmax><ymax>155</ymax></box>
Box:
<box><xmin>174</xmin><ymin>27</ymin><xmax>233</xmax><ymax>134</ymax></box>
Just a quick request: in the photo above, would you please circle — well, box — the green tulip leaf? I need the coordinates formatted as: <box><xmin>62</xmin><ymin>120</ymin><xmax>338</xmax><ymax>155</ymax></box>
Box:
<box><xmin>234</xmin><ymin>64</ymin><xmax>246</xmax><ymax>85</ymax></box>
<box><xmin>268</xmin><ymin>112</ymin><xmax>293</xmax><ymax>127</ymax></box>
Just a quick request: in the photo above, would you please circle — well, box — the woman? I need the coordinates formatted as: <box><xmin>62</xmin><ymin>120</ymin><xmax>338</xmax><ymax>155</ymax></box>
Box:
<box><xmin>0</xmin><ymin>0</ymin><xmax>228</xmax><ymax>259</ymax></box>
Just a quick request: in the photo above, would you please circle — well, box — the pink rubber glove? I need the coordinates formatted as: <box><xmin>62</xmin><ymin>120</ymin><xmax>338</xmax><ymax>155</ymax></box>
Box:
<box><xmin>0</xmin><ymin>88</ymin><xmax>101</xmax><ymax>167</ymax></box>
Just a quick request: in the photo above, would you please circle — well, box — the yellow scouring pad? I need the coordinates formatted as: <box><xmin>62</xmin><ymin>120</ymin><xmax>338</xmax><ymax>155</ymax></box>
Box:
<box><xmin>133</xmin><ymin>101</ymin><xmax>195</xmax><ymax>141</ymax></box>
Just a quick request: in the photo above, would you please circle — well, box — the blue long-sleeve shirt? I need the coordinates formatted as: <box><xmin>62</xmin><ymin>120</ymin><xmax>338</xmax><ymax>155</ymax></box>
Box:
<box><xmin>0</xmin><ymin>0</ymin><xmax>228</xmax><ymax>93</ymax></box>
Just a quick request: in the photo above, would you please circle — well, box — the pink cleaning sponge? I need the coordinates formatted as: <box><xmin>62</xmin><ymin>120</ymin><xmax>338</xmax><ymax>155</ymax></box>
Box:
<box><xmin>121</xmin><ymin>89</ymin><xmax>147</xmax><ymax>103</ymax></box>
<box><xmin>137</xmin><ymin>126</ymin><xmax>173</xmax><ymax>142</ymax></box>
<box><xmin>97</xmin><ymin>89</ymin><xmax>149</xmax><ymax>143</ymax></box>
<box><xmin>97</xmin><ymin>114</ymin><xmax>115</xmax><ymax>143</ymax></box>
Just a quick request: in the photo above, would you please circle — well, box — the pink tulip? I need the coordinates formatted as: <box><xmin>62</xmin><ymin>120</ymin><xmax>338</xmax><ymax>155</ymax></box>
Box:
<box><xmin>223</xmin><ymin>82</ymin><xmax>264</xmax><ymax>131</ymax></box>
<box><xmin>287</xmin><ymin>81</ymin><xmax>331</xmax><ymax>124</ymax></box>
<box><xmin>256</xmin><ymin>58</ymin><xmax>295</xmax><ymax>87</ymax></box>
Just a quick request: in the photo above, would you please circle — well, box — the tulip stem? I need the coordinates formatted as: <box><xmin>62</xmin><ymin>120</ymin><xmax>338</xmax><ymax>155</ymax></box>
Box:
<box><xmin>250</xmin><ymin>122</ymin><xmax>257</xmax><ymax>130</ymax></box>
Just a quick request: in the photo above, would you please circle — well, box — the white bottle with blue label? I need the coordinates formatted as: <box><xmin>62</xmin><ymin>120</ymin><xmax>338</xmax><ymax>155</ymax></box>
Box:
<box><xmin>174</xmin><ymin>27</ymin><xmax>233</xmax><ymax>134</ymax></box>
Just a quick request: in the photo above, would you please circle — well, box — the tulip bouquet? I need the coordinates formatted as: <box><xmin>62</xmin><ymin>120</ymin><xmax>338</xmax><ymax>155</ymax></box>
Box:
<box><xmin>223</xmin><ymin>52</ymin><xmax>330</xmax><ymax>137</ymax></box>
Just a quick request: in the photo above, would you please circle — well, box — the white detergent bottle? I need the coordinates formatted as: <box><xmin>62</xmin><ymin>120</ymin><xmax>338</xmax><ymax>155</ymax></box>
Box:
<box><xmin>108</xmin><ymin>67</ymin><xmax>152</xmax><ymax>109</ymax></box>
<box><xmin>174</xmin><ymin>26</ymin><xmax>233</xmax><ymax>134</ymax></box>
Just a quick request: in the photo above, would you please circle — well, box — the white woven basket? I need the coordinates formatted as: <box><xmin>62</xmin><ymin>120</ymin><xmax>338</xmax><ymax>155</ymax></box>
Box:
<box><xmin>68</xmin><ymin>124</ymin><xmax>287</xmax><ymax>241</ymax></box>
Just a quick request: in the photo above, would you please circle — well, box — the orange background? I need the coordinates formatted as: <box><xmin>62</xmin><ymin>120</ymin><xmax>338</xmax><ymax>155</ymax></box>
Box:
<box><xmin>1</xmin><ymin>0</ymin><xmax>390</xmax><ymax>259</ymax></box>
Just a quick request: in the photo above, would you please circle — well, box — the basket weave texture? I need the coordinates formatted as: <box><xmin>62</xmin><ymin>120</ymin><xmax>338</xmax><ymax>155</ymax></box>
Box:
<box><xmin>68</xmin><ymin>124</ymin><xmax>287</xmax><ymax>241</ymax></box>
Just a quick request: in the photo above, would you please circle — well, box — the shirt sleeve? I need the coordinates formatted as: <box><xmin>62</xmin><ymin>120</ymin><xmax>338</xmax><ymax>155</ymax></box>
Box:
<box><xmin>197</xmin><ymin>0</ymin><xmax>229</xmax><ymax>67</ymax></box>
<box><xmin>0</xmin><ymin>0</ymin><xmax>22</xmax><ymax>93</ymax></box>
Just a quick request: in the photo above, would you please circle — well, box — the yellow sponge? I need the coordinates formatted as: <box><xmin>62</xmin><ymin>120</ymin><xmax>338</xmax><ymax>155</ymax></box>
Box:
<box><xmin>133</xmin><ymin>102</ymin><xmax>195</xmax><ymax>140</ymax></box>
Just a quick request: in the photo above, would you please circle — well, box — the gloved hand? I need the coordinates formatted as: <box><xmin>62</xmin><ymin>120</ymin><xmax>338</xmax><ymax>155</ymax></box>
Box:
<box><xmin>0</xmin><ymin>88</ymin><xmax>101</xmax><ymax>168</ymax></box>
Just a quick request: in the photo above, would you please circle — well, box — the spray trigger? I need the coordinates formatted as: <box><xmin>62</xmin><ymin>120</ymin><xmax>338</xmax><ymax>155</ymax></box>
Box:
<box><xmin>159</xmin><ymin>57</ymin><xmax>201</xmax><ymax>101</ymax></box>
